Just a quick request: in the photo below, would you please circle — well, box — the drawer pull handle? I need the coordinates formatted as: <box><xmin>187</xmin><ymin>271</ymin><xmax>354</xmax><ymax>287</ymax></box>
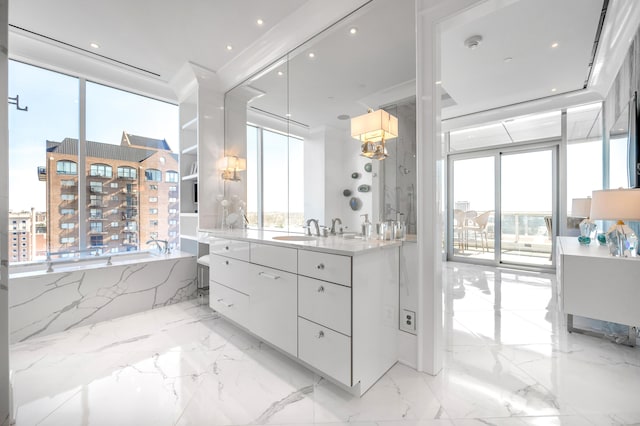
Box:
<box><xmin>216</xmin><ymin>298</ymin><xmax>234</xmax><ymax>308</ymax></box>
<box><xmin>316</xmin><ymin>263</ymin><xmax>325</xmax><ymax>270</ymax></box>
<box><xmin>317</xmin><ymin>330</ymin><xmax>325</xmax><ymax>338</ymax></box>
<box><xmin>317</xmin><ymin>285</ymin><xmax>325</xmax><ymax>293</ymax></box>
<box><xmin>258</xmin><ymin>272</ymin><xmax>280</xmax><ymax>280</ymax></box>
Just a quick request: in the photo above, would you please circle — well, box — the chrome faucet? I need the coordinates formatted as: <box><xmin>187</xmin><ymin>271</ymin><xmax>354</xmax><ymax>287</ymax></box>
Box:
<box><xmin>305</xmin><ymin>218</ymin><xmax>320</xmax><ymax>236</ymax></box>
<box><xmin>330</xmin><ymin>218</ymin><xmax>343</xmax><ymax>235</ymax></box>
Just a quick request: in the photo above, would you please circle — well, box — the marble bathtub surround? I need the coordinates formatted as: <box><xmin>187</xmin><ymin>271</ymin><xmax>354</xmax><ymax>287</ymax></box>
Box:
<box><xmin>9</xmin><ymin>251</ymin><xmax>197</xmax><ymax>343</ymax></box>
<box><xmin>9</xmin><ymin>262</ymin><xmax>640</xmax><ymax>425</ymax></box>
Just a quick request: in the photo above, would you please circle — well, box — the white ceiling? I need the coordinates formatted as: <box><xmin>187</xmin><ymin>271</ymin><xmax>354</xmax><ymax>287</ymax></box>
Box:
<box><xmin>441</xmin><ymin>0</ymin><xmax>605</xmax><ymax>119</ymax></box>
<box><xmin>9</xmin><ymin>0</ymin><xmax>308</xmax><ymax>82</ymax></box>
<box><xmin>8</xmin><ymin>0</ymin><xmax>613</xmax><ymax>127</ymax></box>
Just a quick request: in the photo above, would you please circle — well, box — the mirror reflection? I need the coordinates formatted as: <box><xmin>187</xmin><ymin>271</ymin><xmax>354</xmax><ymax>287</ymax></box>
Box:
<box><xmin>224</xmin><ymin>0</ymin><xmax>416</xmax><ymax>237</ymax></box>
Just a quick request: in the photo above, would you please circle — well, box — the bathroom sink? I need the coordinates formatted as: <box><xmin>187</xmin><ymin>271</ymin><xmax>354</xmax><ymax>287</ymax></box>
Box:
<box><xmin>272</xmin><ymin>235</ymin><xmax>317</xmax><ymax>242</ymax></box>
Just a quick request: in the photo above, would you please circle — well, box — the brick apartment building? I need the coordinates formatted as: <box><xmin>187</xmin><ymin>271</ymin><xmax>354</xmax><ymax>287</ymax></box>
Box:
<box><xmin>43</xmin><ymin>132</ymin><xmax>180</xmax><ymax>256</ymax></box>
<box><xmin>8</xmin><ymin>208</ymin><xmax>46</xmax><ymax>262</ymax></box>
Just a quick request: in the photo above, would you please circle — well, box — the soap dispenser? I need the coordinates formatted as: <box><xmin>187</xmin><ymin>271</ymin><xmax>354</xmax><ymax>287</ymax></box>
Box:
<box><xmin>360</xmin><ymin>214</ymin><xmax>372</xmax><ymax>239</ymax></box>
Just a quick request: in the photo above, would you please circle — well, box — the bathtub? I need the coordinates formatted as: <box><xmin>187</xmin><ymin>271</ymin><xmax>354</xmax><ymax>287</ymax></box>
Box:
<box><xmin>9</xmin><ymin>250</ymin><xmax>197</xmax><ymax>343</ymax></box>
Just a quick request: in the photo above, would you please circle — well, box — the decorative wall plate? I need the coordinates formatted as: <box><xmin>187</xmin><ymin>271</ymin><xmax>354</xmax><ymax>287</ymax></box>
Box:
<box><xmin>357</xmin><ymin>184</ymin><xmax>370</xmax><ymax>193</ymax></box>
<box><xmin>349</xmin><ymin>197</ymin><xmax>362</xmax><ymax>211</ymax></box>
<box><xmin>364</xmin><ymin>163</ymin><xmax>372</xmax><ymax>173</ymax></box>
<box><xmin>351</xmin><ymin>172</ymin><xmax>360</xmax><ymax>179</ymax></box>
<box><xmin>343</xmin><ymin>189</ymin><xmax>352</xmax><ymax>196</ymax></box>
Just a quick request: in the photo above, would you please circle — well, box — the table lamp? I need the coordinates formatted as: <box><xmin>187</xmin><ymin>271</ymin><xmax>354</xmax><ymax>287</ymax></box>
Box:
<box><xmin>572</xmin><ymin>197</ymin><xmax>596</xmax><ymax>245</ymax></box>
<box><xmin>590</xmin><ymin>188</ymin><xmax>640</xmax><ymax>256</ymax></box>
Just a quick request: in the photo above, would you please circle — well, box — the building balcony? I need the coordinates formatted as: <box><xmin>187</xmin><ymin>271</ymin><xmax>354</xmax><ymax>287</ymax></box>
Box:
<box><xmin>89</xmin><ymin>188</ymin><xmax>105</xmax><ymax>194</ymax></box>
<box><xmin>122</xmin><ymin>240</ymin><xmax>138</xmax><ymax>245</ymax></box>
<box><xmin>117</xmin><ymin>176</ymin><xmax>137</xmax><ymax>181</ymax></box>
<box><xmin>37</xmin><ymin>166</ymin><xmax>47</xmax><ymax>181</ymax></box>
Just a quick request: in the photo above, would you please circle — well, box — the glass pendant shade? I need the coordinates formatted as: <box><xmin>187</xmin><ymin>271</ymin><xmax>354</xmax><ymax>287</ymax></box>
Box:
<box><xmin>351</xmin><ymin>109</ymin><xmax>398</xmax><ymax>160</ymax></box>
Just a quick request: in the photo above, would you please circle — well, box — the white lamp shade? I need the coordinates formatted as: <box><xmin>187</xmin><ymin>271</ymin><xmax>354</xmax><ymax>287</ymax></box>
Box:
<box><xmin>351</xmin><ymin>109</ymin><xmax>398</xmax><ymax>142</ymax></box>
<box><xmin>590</xmin><ymin>188</ymin><xmax>640</xmax><ymax>221</ymax></box>
<box><xmin>571</xmin><ymin>198</ymin><xmax>591</xmax><ymax>217</ymax></box>
<box><xmin>220</xmin><ymin>156</ymin><xmax>246</xmax><ymax>171</ymax></box>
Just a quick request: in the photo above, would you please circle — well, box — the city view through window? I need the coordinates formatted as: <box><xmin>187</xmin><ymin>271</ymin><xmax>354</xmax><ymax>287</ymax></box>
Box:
<box><xmin>8</xmin><ymin>61</ymin><xmax>179</xmax><ymax>263</ymax></box>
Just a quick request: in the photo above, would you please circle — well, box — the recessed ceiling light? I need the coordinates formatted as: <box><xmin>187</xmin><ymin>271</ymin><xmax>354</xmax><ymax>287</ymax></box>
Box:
<box><xmin>308</xmin><ymin>52</ymin><xmax>315</xmax><ymax>59</ymax></box>
<box><xmin>503</xmin><ymin>57</ymin><xmax>513</xmax><ymax>63</ymax></box>
<box><xmin>349</xmin><ymin>27</ymin><xmax>358</xmax><ymax>35</ymax></box>
<box><xmin>286</xmin><ymin>113</ymin><xmax>291</xmax><ymax>117</ymax></box>
<box><xmin>551</xmin><ymin>42</ymin><xmax>559</xmax><ymax>48</ymax></box>
<box><xmin>257</xmin><ymin>18</ymin><xmax>264</xmax><ymax>25</ymax></box>
<box><xmin>435</xmin><ymin>80</ymin><xmax>442</xmax><ymax>85</ymax></box>
<box><xmin>90</xmin><ymin>42</ymin><xmax>100</xmax><ymax>49</ymax></box>
<box><xmin>277</xmin><ymin>71</ymin><xmax>284</xmax><ymax>76</ymax></box>
<box><xmin>226</xmin><ymin>45</ymin><xmax>233</xmax><ymax>51</ymax></box>
<box><xmin>551</xmin><ymin>88</ymin><xmax>557</xmax><ymax>92</ymax></box>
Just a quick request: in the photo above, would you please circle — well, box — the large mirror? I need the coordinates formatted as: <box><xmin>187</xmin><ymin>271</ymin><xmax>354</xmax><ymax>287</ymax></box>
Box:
<box><xmin>224</xmin><ymin>0</ymin><xmax>417</xmax><ymax>236</ymax></box>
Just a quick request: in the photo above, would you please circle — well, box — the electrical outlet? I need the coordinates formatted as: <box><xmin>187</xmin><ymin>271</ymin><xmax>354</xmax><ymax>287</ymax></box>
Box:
<box><xmin>400</xmin><ymin>309</ymin><xmax>416</xmax><ymax>334</ymax></box>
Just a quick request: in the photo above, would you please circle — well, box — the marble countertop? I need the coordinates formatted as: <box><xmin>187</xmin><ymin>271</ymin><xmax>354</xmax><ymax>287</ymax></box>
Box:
<box><xmin>557</xmin><ymin>236</ymin><xmax>640</xmax><ymax>260</ymax></box>
<box><xmin>200</xmin><ymin>229</ymin><xmax>402</xmax><ymax>256</ymax></box>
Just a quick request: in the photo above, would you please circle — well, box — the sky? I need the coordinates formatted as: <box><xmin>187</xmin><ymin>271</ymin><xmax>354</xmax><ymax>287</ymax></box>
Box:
<box><xmin>8</xmin><ymin>60</ymin><xmax>179</xmax><ymax>212</ymax></box>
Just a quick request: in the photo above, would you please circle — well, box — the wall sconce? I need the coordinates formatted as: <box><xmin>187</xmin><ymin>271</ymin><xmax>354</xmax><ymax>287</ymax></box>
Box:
<box><xmin>350</xmin><ymin>108</ymin><xmax>398</xmax><ymax>160</ymax></box>
<box><xmin>220</xmin><ymin>156</ymin><xmax>246</xmax><ymax>181</ymax></box>
<box><xmin>590</xmin><ymin>188</ymin><xmax>640</xmax><ymax>256</ymax></box>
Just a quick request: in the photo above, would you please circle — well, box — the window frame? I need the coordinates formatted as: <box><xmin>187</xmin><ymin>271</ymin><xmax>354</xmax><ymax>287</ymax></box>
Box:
<box><xmin>56</xmin><ymin>160</ymin><xmax>77</xmax><ymax>175</ymax></box>
<box><xmin>89</xmin><ymin>163</ymin><xmax>113</xmax><ymax>178</ymax></box>
<box><xmin>145</xmin><ymin>169</ymin><xmax>162</xmax><ymax>182</ymax></box>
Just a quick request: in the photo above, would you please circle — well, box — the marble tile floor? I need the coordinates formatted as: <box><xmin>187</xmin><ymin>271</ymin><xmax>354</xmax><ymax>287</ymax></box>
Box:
<box><xmin>10</xmin><ymin>261</ymin><xmax>640</xmax><ymax>425</ymax></box>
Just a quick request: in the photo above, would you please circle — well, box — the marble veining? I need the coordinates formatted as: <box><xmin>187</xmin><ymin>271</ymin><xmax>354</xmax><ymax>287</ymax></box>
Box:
<box><xmin>9</xmin><ymin>253</ymin><xmax>197</xmax><ymax>343</ymax></box>
<box><xmin>9</xmin><ymin>262</ymin><xmax>640</xmax><ymax>425</ymax></box>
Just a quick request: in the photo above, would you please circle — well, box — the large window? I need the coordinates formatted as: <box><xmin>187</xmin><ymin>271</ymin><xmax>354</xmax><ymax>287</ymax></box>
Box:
<box><xmin>89</xmin><ymin>163</ymin><xmax>112</xmax><ymax>177</ymax></box>
<box><xmin>145</xmin><ymin>169</ymin><xmax>162</xmax><ymax>182</ymax></box>
<box><xmin>166</xmin><ymin>171</ymin><xmax>178</xmax><ymax>182</ymax></box>
<box><xmin>57</xmin><ymin>160</ymin><xmax>78</xmax><ymax>175</ymax></box>
<box><xmin>117</xmin><ymin>166</ymin><xmax>137</xmax><ymax>180</ymax></box>
<box><xmin>246</xmin><ymin>125</ymin><xmax>304</xmax><ymax>231</ymax></box>
<box><xmin>8</xmin><ymin>61</ymin><xmax>178</xmax><ymax>263</ymax></box>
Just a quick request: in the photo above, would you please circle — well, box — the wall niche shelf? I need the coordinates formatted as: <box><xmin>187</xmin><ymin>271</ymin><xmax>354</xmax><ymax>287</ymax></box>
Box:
<box><xmin>181</xmin><ymin>117</ymin><xmax>198</xmax><ymax>131</ymax></box>
<box><xmin>181</xmin><ymin>144</ymin><xmax>197</xmax><ymax>155</ymax></box>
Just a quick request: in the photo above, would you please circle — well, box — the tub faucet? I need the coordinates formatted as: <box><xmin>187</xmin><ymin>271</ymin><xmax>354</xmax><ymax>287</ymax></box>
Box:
<box><xmin>330</xmin><ymin>218</ymin><xmax>343</xmax><ymax>235</ymax></box>
<box><xmin>304</xmin><ymin>219</ymin><xmax>320</xmax><ymax>236</ymax></box>
<box><xmin>146</xmin><ymin>237</ymin><xmax>169</xmax><ymax>254</ymax></box>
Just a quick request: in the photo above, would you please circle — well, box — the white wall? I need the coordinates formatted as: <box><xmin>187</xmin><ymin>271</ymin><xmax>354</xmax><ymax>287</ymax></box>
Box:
<box><xmin>0</xmin><ymin>1</ymin><xmax>10</xmax><ymax>422</ymax></box>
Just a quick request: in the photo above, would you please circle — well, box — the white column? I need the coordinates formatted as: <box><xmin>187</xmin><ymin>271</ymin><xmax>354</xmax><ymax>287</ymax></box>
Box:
<box><xmin>416</xmin><ymin>0</ymin><xmax>482</xmax><ymax>375</ymax></box>
<box><xmin>0</xmin><ymin>0</ymin><xmax>11</xmax><ymax>420</ymax></box>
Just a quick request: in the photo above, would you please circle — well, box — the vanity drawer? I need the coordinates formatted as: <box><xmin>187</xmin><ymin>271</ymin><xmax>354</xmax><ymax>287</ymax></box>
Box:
<box><xmin>298</xmin><ymin>276</ymin><xmax>351</xmax><ymax>336</ymax></box>
<box><xmin>250</xmin><ymin>243</ymin><xmax>297</xmax><ymax>273</ymax></box>
<box><xmin>209</xmin><ymin>238</ymin><xmax>250</xmax><ymax>261</ymax></box>
<box><xmin>209</xmin><ymin>253</ymin><xmax>251</xmax><ymax>295</ymax></box>
<box><xmin>298</xmin><ymin>317</ymin><xmax>351</xmax><ymax>386</ymax></box>
<box><xmin>210</xmin><ymin>282</ymin><xmax>250</xmax><ymax>329</ymax></box>
<box><xmin>298</xmin><ymin>250</ymin><xmax>351</xmax><ymax>286</ymax></box>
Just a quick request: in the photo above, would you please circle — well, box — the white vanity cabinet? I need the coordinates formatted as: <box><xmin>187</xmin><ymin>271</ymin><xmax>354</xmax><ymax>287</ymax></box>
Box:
<box><xmin>208</xmin><ymin>234</ymin><xmax>399</xmax><ymax>395</ymax></box>
<box><xmin>248</xmin><ymin>262</ymin><xmax>297</xmax><ymax>356</ymax></box>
